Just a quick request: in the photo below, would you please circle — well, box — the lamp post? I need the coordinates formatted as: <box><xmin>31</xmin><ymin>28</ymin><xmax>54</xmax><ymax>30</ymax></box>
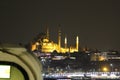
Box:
<box><xmin>110</xmin><ymin>64</ymin><xmax>113</xmax><ymax>72</ymax></box>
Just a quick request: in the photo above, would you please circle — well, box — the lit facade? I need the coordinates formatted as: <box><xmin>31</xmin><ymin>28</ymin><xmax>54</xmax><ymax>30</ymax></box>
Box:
<box><xmin>90</xmin><ymin>51</ymin><xmax>120</xmax><ymax>61</ymax></box>
<box><xmin>31</xmin><ymin>28</ymin><xmax>79</xmax><ymax>53</ymax></box>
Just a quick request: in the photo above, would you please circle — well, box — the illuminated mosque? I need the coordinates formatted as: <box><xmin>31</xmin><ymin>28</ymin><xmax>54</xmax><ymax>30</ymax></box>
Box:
<box><xmin>31</xmin><ymin>27</ymin><xmax>79</xmax><ymax>53</ymax></box>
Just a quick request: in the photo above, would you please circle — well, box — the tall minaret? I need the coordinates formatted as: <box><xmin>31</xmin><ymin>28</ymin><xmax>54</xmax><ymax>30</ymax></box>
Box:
<box><xmin>76</xmin><ymin>36</ymin><xmax>79</xmax><ymax>52</ymax></box>
<box><xmin>64</xmin><ymin>36</ymin><xmax>67</xmax><ymax>49</ymax></box>
<box><xmin>46</xmin><ymin>25</ymin><xmax>49</xmax><ymax>40</ymax></box>
<box><xmin>58</xmin><ymin>25</ymin><xmax>61</xmax><ymax>52</ymax></box>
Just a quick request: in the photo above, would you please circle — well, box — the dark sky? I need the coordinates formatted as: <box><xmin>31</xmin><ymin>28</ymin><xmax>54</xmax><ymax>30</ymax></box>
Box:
<box><xmin>0</xmin><ymin>0</ymin><xmax>120</xmax><ymax>50</ymax></box>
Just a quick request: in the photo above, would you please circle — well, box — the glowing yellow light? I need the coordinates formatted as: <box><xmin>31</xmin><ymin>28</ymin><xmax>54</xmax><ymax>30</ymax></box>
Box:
<box><xmin>99</xmin><ymin>56</ymin><xmax>105</xmax><ymax>61</ymax></box>
<box><xmin>31</xmin><ymin>34</ymin><xmax>79</xmax><ymax>53</ymax></box>
<box><xmin>31</xmin><ymin>44</ymin><xmax>36</xmax><ymax>51</ymax></box>
<box><xmin>103</xmin><ymin>67</ymin><xmax>108</xmax><ymax>72</ymax></box>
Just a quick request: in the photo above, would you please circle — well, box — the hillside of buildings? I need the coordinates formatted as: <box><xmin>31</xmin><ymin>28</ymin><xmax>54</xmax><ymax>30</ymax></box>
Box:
<box><xmin>24</xmin><ymin>30</ymin><xmax>120</xmax><ymax>73</ymax></box>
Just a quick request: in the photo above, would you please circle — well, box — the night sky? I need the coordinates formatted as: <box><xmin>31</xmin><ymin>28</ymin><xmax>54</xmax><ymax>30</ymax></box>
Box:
<box><xmin>0</xmin><ymin>0</ymin><xmax>120</xmax><ymax>50</ymax></box>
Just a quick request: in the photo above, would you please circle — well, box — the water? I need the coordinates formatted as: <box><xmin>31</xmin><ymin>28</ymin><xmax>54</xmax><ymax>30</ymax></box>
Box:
<box><xmin>44</xmin><ymin>77</ymin><xmax>120</xmax><ymax>80</ymax></box>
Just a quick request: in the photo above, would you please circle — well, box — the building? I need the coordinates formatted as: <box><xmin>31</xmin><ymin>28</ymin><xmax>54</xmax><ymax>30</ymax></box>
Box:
<box><xmin>31</xmin><ymin>27</ymin><xmax>79</xmax><ymax>53</ymax></box>
<box><xmin>91</xmin><ymin>51</ymin><xmax>120</xmax><ymax>61</ymax></box>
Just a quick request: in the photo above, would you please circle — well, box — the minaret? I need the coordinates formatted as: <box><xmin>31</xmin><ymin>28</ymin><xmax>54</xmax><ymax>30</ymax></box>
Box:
<box><xmin>65</xmin><ymin>36</ymin><xmax>67</xmax><ymax>49</ymax></box>
<box><xmin>58</xmin><ymin>25</ymin><xmax>61</xmax><ymax>52</ymax></box>
<box><xmin>46</xmin><ymin>26</ymin><xmax>49</xmax><ymax>40</ymax></box>
<box><xmin>76</xmin><ymin>36</ymin><xmax>79</xmax><ymax>52</ymax></box>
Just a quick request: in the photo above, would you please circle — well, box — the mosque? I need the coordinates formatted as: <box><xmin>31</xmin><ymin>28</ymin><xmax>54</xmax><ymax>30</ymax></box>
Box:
<box><xmin>31</xmin><ymin>27</ymin><xmax>79</xmax><ymax>53</ymax></box>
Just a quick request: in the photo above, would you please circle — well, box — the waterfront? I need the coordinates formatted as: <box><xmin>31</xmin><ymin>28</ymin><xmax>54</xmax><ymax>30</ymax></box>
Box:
<box><xmin>44</xmin><ymin>78</ymin><xmax>120</xmax><ymax>80</ymax></box>
<box><xmin>43</xmin><ymin>72</ymin><xmax>120</xmax><ymax>80</ymax></box>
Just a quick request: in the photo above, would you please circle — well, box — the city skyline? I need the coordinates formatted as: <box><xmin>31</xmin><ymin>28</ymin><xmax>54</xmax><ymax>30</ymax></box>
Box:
<box><xmin>0</xmin><ymin>0</ymin><xmax>120</xmax><ymax>50</ymax></box>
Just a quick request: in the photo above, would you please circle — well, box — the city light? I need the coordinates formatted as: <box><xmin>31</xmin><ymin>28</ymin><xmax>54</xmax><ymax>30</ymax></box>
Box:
<box><xmin>103</xmin><ymin>67</ymin><xmax>108</xmax><ymax>72</ymax></box>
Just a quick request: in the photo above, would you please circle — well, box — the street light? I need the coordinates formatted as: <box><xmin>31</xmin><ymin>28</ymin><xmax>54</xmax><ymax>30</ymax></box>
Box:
<box><xmin>110</xmin><ymin>64</ymin><xmax>113</xmax><ymax>72</ymax></box>
<box><xmin>103</xmin><ymin>67</ymin><xmax>108</xmax><ymax>72</ymax></box>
